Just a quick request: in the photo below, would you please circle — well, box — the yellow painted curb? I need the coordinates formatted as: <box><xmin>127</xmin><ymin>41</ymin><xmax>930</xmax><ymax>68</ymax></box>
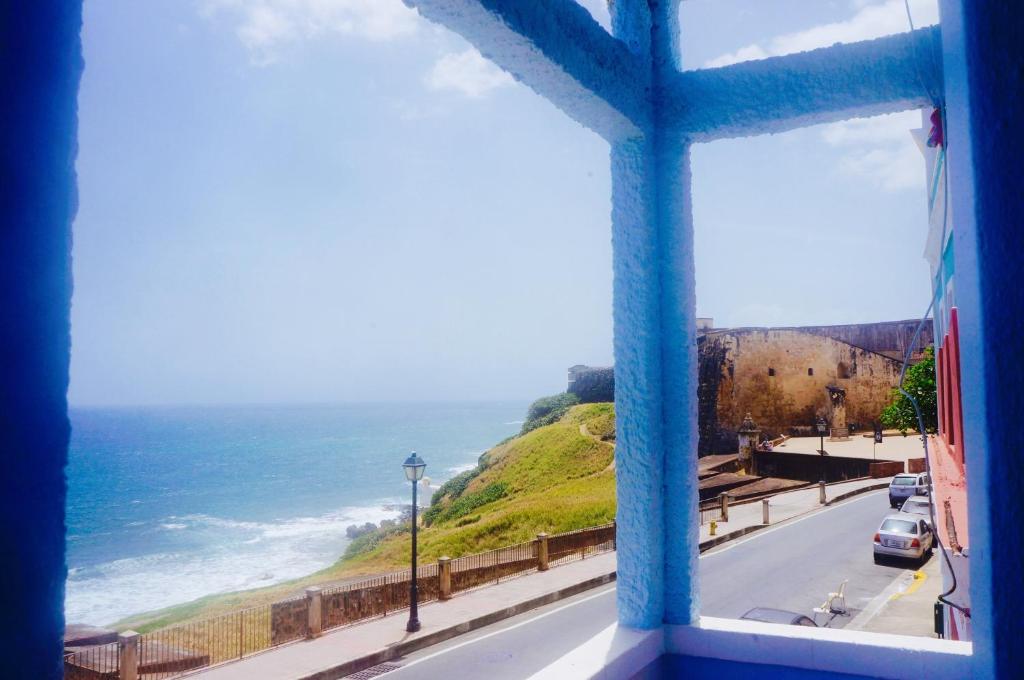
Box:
<box><xmin>889</xmin><ymin>570</ymin><xmax>927</xmax><ymax>601</ymax></box>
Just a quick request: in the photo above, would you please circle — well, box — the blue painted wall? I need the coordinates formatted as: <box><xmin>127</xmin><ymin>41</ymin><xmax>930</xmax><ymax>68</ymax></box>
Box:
<box><xmin>3</xmin><ymin>0</ymin><xmax>1023</xmax><ymax>677</ymax></box>
<box><xmin>658</xmin><ymin>655</ymin><xmax>877</xmax><ymax>680</ymax></box>
<box><xmin>938</xmin><ymin>2</ymin><xmax>1024</xmax><ymax>678</ymax></box>
<box><xmin>0</xmin><ymin>2</ymin><xmax>81</xmax><ymax>677</ymax></box>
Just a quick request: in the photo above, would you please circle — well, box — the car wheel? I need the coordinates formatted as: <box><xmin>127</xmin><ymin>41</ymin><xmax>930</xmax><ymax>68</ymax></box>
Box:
<box><xmin>873</xmin><ymin>554</ymin><xmax>882</xmax><ymax>565</ymax></box>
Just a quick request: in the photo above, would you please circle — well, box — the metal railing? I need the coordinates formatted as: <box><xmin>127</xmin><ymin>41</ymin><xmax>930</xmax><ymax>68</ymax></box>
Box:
<box><xmin>547</xmin><ymin>522</ymin><xmax>616</xmax><ymax>567</ymax></box>
<box><xmin>136</xmin><ymin>603</ymin><xmax>274</xmax><ymax>679</ymax></box>
<box><xmin>698</xmin><ymin>499</ymin><xmax>724</xmax><ymax>525</ymax></box>
<box><xmin>64</xmin><ymin>644</ymin><xmax>118</xmax><ymax>680</ymax></box>
<box><xmin>450</xmin><ymin>539</ymin><xmax>538</xmax><ymax>593</ymax></box>
<box><xmin>321</xmin><ymin>562</ymin><xmax>440</xmax><ymax>633</ymax></box>
<box><xmin>65</xmin><ymin>522</ymin><xmax>617</xmax><ymax>680</ymax></box>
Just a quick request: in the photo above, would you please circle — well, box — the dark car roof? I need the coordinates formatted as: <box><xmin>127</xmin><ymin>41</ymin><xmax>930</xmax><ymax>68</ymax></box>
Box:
<box><xmin>740</xmin><ymin>607</ymin><xmax>816</xmax><ymax>625</ymax></box>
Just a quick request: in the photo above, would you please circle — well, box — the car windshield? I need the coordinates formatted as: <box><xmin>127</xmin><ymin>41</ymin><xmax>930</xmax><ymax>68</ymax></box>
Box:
<box><xmin>881</xmin><ymin>518</ymin><xmax>918</xmax><ymax>534</ymax></box>
<box><xmin>892</xmin><ymin>477</ymin><xmax>917</xmax><ymax>486</ymax></box>
<box><xmin>904</xmin><ymin>501</ymin><xmax>929</xmax><ymax>513</ymax></box>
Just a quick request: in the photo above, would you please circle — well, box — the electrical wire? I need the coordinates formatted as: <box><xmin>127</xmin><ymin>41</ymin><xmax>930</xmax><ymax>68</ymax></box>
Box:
<box><xmin>894</xmin><ymin>106</ymin><xmax>970</xmax><ymax>620</ymax></box>
<box><xmin>897</xmin><ymin>5</ymin><xmax>960</xmax><ymax>614</ymax></box>
<box><xmin>903</xmin><ymin>0</ymin><xmax>917</xmax><ymax>31</ymax></box>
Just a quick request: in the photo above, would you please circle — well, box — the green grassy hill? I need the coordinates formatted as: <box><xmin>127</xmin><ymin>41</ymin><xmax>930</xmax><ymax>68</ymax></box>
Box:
<box><xmin>116</xmin><ymin>402</ymin><xmax>616</xmax><ymax>632</ymax></box>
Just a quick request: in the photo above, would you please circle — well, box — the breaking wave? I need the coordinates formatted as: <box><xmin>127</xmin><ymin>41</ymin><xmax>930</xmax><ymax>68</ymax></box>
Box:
<box><xmin>64</xmin><ymin>503</ymin><xmax>401</xmax><ymax>626</ymax></box>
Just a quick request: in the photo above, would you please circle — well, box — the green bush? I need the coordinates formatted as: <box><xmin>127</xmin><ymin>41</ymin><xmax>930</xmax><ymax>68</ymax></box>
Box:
<box><xmin>428</xmin><ymin>482</ymin><xmax>508</xmax><ymax>526</ymax></box>
<box><xmin>521</xmin><ymin>393</ymin><xmax>580</xmax><ymax>434</ymax></box>
<box><xmin>343</xmin><ymin>521</ymin><xmax>409</xmax><ymax>560</ymax></box>
<box><xmin>430</xmin><ymin>468</ymin><xmax>477</xmax><ymax>506</ymax></box>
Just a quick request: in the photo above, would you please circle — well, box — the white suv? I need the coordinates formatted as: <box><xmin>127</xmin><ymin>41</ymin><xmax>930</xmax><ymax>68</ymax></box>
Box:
<box><xmin>888</xmin><ymin>473</ymin><xmax>929</xmax><ymax>508</ymax></box>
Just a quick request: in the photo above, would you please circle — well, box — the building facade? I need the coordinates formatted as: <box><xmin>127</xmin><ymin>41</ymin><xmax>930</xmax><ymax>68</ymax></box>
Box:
<box><xmin>571</xmin><ymin>319</ymin><xmax>933</xmax><ymax>455</ymax></box>
<box><xmin>697</xmin><ymin>320</ymin><xmax>932</xmax><ymax>454</ymax></box>
<box><xmin>916</xmin><ymin>108</ymin><xmax>971</xmax><ymax>641</ymax></box>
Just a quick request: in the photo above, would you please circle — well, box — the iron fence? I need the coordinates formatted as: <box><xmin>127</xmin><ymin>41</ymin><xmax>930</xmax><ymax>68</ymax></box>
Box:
<box><xmin>134</xmin><ymin>602</ymin><xmax>274</xmax><ymax>679</ymax></box>
<box><xmin>698</xmin><ymin>499</ymin><xmax>724</xmax><ymax>525</ymax></box>
<box><xmin>450</xmin><ymin>539</ymin><xmax>538</xmax><ymax>593</ymax></box>
<box><xmin>64</xmin><ymin>644</ymin><xmax>118</xmax><ymax>680</ymax></box>
<box><xmin>547</xmin><ymin>522</ymin><xmax>616</xmax><ymax>567</ymax></box>
<box><xmin>321</xmin><ymin>562</ymin><xmax>440</xmax><ymax>633</ymax></box>
<box><xmin>65</xmin><ymin>522</ymin><xmax>617</xmax><ymax>679</ymax></box>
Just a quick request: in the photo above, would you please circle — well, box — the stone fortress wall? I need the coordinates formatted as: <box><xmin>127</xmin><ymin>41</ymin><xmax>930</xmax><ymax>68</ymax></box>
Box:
<box><xmin>569</xmin><ymin>319</ymin><xmax>933</xmax><ymax>456</ymax></box>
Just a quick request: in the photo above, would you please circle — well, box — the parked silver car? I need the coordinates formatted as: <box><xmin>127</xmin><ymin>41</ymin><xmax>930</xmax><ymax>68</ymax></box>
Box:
<box><xmin>873</xmin><ymin>512</ymin><xmax>934</xmax><ymax>562</ymax></box>
<box><xmin>900</xmin><ymin>495</ymin><xmax>933</xmax><ymax>527</ymax></box>
<box><xmin>888</xmin><ymin>472</ymin><xmax>929</xmax><ymax>508</ymax></box>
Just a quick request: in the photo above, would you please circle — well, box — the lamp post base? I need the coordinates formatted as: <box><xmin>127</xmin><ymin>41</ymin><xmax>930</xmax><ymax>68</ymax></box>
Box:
<box><xmin>406</xmin><ymin>618</ymin><xmax>421</xmax><ymax>633</ymax></box>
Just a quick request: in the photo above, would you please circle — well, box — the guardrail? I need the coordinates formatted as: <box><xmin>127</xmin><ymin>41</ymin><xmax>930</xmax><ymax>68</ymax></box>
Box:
<box><xmin>64</xmin><ymin>521</ymin><xmax>616</xmax><ymax>680</ymax></box>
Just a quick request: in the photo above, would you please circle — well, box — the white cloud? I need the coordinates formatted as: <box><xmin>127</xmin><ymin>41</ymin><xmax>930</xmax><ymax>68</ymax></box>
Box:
<box><xmin>820</xmin><ymin>111</ymin><xmax>926</xmax><ymax>192</ymax></box>
<box><xmin>704</xmin><ymin>0</ymin><xmax>939</xmax><ymax>68</ymax></box>
<box><xmin>574</xmin><ymin>0</ymin><xmax>611</xmax><ymax>31</ymax></box>
<box><xmin>200</xmin><ymin>0</ymin><xmax>419</xmax><ymax>65</ymax></box>
<box><xmin>425</xmin><ymin>48</ymin><xmax>515</xmax><ymax>98</ymax></box>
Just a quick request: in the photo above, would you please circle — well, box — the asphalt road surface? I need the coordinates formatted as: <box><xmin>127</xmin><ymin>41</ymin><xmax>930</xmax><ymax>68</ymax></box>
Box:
<box><xmin>700</xmin><ymin>489</ymin><xmax>919</xmax><ymax>625</ymax></box>
<box><xmin>373</xmin><ymin>490</ymin><xmax>923</xmax><ymax>679</ymax></box>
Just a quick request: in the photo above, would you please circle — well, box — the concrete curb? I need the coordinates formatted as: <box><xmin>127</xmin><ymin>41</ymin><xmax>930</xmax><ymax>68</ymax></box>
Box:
<box><xmin>299</xmin><ymin>572</ymin><xmax>617</xmax><ymax>680</ymax></box>
<box><xmin>725</xmin><ymin>477</ymin><xmax>878</xmax><ymax>509</ymax></box>
<box><xmin>699</xmin><ymin>524</ymin><xmax>768</xmax><ymax>552</ymax></box>
<box><xmin>825</xmin><ymin>482</ymin><xmax>890</xmax><ymax>506</ymax></box>
<box><xmin>700</xmin><ymin>481</ymin><xmax>890</xmax><ymax>553</ymax></box>
<box><xmin>299</xmin><ymin>483</ymin><xmax>890</xmax><ymax>678</ymax></box>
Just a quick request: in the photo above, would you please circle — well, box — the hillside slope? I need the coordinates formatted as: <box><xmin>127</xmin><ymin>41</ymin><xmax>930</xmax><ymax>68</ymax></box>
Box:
<box><xmin>117</xmin><ymin>402</ymin><xmax>616</xmax><ymax>631</ymax></box>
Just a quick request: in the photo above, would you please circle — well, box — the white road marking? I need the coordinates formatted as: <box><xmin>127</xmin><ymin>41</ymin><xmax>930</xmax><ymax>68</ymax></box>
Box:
<box><xmin>393</xmin><ymin>586</ymin><xmax>617</xmax><ymax>671</ymax></box>
<box><xmin>390</xmin><ymin>489</ymin><xmax>888</xmax><ymax>673</ymax></box>
<box><xmin>700</xmin><ymin>489</ymin><xmax>886</xmax><ymax>558</ymax></box>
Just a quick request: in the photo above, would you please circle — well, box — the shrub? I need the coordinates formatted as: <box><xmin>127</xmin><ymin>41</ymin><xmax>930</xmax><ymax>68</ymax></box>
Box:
<box><xmin>343</xmin><ymin>521</ymin><xmax>409</xmax><ymax>560</ymax></box>
<box><xmin>521</xmin><ymin>393</ymin><xmax>580</xmax><ymax>434</ymax></box>
<box><xmin>430</xmin><ymin>468</ymin><xmax>477</xmax><ymax>506</ymax></box>
<box><xmin>428</xmin><ymin>482</ymin><xmax>508</xmax><ymax>526</ymax></box>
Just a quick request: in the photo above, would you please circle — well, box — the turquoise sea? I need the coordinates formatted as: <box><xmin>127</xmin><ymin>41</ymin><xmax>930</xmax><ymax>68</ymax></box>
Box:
<box><xmin>65</xmin><ymin>402</ymin><xmax>526</xmax><ymax>625</ymax></box>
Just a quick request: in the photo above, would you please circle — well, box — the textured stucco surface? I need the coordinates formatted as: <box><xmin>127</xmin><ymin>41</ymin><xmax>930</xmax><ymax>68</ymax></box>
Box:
<box><xmin>406</xmin><ymin>0</ymin><xmax>649</xmax><ymax>141</ymax></box>
<box><xmin>0</xmin><ymin>2</ymin><xmax>82</xmax><ymax>677</ymax></box>
<box><xmin>9</xmin><ymin>1</ymin><xmax>1021</xmax><ymax>677</ymax></box>
<box><xmin>407</xmin><ymin>0</ymin><xmax>949</xmax><ymax>638</ymax></box>
<box><xmin>668</xmin><ymin>27</ymin><xmax>942</xmax><ymax>141</ymax></box>
<box><xmin>938</xmin><ymin>2</ymin><xmax>1024</xmax><ymax>678</ymax></box>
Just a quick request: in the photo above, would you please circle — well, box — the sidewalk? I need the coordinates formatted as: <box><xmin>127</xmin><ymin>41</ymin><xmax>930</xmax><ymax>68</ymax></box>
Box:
<box><xmin>190</xmin><ymin>552</ymin><xmax>617</xmax><ymax>680</ymax></box>
<box><xmin>700</xmin><ymin>476</ymin><xmax>891</xmax><ymax>547</ymax></box>
<box><xmin>847</xmin><ymin>552</ymin><xmax>941</xmax><ymax>638</ymax></box>
<box><xmin>190</xmin><ymin>477</ymin><xmax>888</xmax><ymax>680</ymax></box>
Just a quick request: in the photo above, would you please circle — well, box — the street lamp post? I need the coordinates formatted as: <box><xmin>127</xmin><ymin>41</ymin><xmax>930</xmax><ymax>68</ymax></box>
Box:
<box><xmin>402</xmin><ymin>451</ymin><xmax>426</xmax><ymax>633</ymax></box>
<box><xmin>816</xmin><ymin>417</ymin><xmax>827</xmax><ymax>483</ymax></box>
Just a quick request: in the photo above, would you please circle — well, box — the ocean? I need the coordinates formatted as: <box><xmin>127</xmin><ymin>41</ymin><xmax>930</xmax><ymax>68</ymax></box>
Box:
<box><xmin>65</xmin><ymin>402</ymin><xmax>526</xmax><ymax>626</ymax></box>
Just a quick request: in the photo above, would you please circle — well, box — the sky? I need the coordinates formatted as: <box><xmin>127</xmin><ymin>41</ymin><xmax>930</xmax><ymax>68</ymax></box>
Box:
<box><xmin>70</xmin><ymin>0</ymin><xmax>939</xmax><ymax>406</ymax></box>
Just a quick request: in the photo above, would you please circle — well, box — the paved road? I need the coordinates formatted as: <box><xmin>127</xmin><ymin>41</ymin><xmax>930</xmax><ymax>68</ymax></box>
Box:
<box><xmin>701</xmin><ymin>489</ymin><xmax>924</xmax><ymax>625</ymax></box>
<box><xmin>376</xmin><ymin>490</ymin><xmax>924</xmax><ymax>679</ymax></box>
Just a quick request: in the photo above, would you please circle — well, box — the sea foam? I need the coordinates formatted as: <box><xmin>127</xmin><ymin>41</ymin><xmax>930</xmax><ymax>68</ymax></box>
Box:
<box><xmin>64</xmin><ymin>503</ymin><xmax>400</xmax><ymax>625</ymax></box>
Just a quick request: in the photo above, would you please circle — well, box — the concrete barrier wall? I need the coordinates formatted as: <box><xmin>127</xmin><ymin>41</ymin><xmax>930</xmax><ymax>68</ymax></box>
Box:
<box><xmin>870</xmin><ymin>461</ymin><xmax>906</xmax><ymax>478</ymax></box>
<box><xmin>753</xmin><ymin>451</ymin><xmax>897</xmax><ymax>483</ymax></box>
